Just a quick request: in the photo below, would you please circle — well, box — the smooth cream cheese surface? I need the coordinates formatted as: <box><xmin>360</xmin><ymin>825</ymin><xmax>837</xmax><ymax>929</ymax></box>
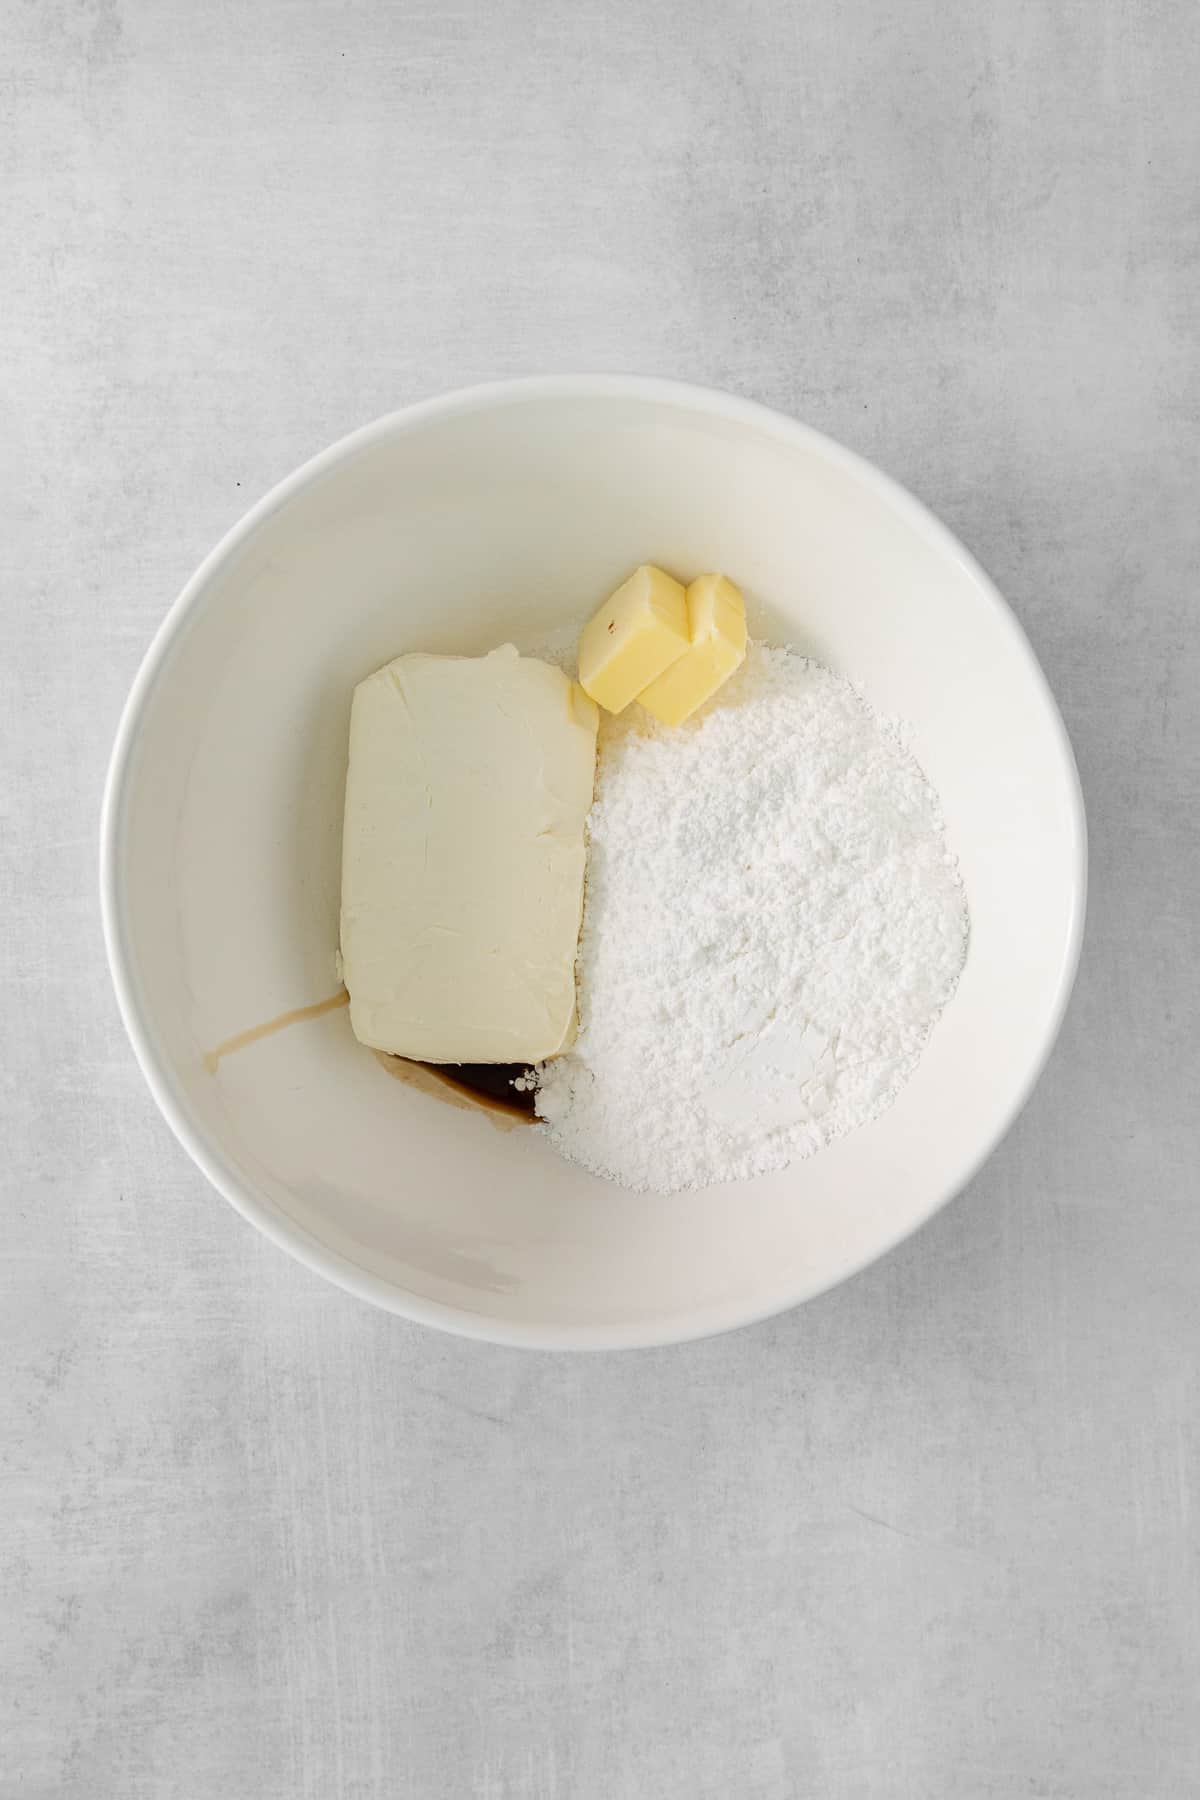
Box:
<box><xmin>340</xmin><ymin>645</ymin><xmax>598</xmax><ymax>1064</ymax></box>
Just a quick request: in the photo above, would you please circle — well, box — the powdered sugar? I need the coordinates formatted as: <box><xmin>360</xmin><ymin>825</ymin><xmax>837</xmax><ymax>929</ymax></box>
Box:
<box><xmin>535</xmin><ymin>643</ymin><xmax>968</xmax><ymax>1192</ymax></box>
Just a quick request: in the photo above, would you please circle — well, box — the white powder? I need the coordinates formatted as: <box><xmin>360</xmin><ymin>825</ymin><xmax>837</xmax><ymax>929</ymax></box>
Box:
<box><xmin>535</xmin><ymin>643</ymin><xmax>968</xmax><ymax>1192</ymax></box>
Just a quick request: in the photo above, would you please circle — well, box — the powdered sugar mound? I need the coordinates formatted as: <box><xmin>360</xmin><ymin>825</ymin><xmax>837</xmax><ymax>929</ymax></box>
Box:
<box><xmin>535</xmin><ymin>643</ymin><xmax>968</xmax><ymax>1192</ymax></box>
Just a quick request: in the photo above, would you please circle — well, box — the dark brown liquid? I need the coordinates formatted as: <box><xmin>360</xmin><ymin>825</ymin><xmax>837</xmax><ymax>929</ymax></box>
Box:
<box><xmin>372</xmin><ymin>1050</ymin><xmax>536</xmax><ymax>1128</ymax></box>
<box><xmin>424</xmin><ymin>1061</ymin><xmax>537</xmax><ymax>1117</ymax></box>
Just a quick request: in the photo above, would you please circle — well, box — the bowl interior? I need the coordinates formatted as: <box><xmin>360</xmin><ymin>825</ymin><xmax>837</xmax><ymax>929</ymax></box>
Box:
<box><xmin>106</xmin><ymin>385</ymin><xmax>1083</xmax><ymax>1345</ymax></box>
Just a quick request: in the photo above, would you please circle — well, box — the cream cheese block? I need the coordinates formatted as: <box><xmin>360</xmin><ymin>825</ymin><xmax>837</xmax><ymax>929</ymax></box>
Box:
<box><xmin>340</xmin><ymin>645</ymin><xmax>598</xmax><ymax>1064</ymax></box>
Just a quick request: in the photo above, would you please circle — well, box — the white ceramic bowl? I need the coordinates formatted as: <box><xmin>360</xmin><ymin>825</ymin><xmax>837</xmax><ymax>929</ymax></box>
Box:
<box><xmin>101</xmin><ymin>377</ymin><xmax>1085</xmax><ymax>1349</ymax></box>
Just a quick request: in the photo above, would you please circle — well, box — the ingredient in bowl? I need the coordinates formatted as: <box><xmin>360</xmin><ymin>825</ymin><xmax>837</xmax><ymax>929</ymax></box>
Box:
<box><xmin>638</xmin><ymin>573</ymin><xmax>747</xmax><ymax>725</ymax></box>
<box><xmin>373</xmin><ymin>1050</ymin><xmax>536</xmax><ymax>1128</ymax></box>
<box><xmin>577</xmin><ymin>564</ymin><xmax>689</xmax><ymax>713</ymax></box>
<box><xmin>203</xmin><ymin>989</ymin><xmax>350</xmax><ymax>1074</ymax></box>
<box><xmin>535</xmin><ymin>643</ymin><xmax>968</xmax><ymax>1192</ymax></box>
<box><xmin>340</xmin><ymin>645</ymin><xmax>598</xmax><ymax>1063</ymax></box>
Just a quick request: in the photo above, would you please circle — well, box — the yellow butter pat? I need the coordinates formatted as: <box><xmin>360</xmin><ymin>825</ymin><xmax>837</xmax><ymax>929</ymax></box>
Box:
<box><xmin>637</xmin><ymin>573</ymin><xmax>747</xmax><ymax>725</ymax></box>
<box><xmin>577</xmin><ymin>565</ymin><xmax>690</xmax><ymax>714</ymax></box>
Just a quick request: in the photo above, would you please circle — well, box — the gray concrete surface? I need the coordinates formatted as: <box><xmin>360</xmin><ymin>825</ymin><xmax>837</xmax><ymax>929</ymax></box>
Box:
<box><xmin>4</xmin><ymin>1</ymin><xmax>1199</xmax><ymax>1795</ymax></box>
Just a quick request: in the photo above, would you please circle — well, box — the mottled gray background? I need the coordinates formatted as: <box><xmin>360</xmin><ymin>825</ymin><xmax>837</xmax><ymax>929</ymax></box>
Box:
<box><xmin>4</xmin><ymin>1</ymin><xmax>1199</xmax><ymax>1795</ymax></box>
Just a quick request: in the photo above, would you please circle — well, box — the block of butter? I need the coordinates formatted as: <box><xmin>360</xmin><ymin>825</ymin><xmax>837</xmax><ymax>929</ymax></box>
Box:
<box><xmin>638</xmin><ymin>574</ymin><xmax>747</xmax><ymax>726</ymax></box>
<box><xmin>340</xmin><ymin>646</ymin><xmax>598</xmax><ymax>1064</ymax></box>
<box><xmin>577</xmin><ymin>564</ymin><xmax>690</xmax><ymax>714</ymax></box>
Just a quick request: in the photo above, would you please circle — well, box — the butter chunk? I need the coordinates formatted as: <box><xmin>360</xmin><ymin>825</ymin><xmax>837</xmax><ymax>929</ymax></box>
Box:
<box><xmin>637</xmin><ymin>573</ymin><xmax>747</xmax><ymax>726</ymax></box>
<box><xmin>577</xmin><ymin>564</ymin><xmax>689</xmax><ymax>714</ymax></box>
<box><xmin>340</xmin><ymin>646</ymin><xmax>598</xmax><ymax>1065</ymax></box>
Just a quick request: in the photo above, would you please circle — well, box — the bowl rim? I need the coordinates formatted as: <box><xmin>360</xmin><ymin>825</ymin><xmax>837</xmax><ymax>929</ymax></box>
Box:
<box><xmin>99</xmin><ymin>373</ymin><xmax>1088</xmax><ymax>1351</ymax></box>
